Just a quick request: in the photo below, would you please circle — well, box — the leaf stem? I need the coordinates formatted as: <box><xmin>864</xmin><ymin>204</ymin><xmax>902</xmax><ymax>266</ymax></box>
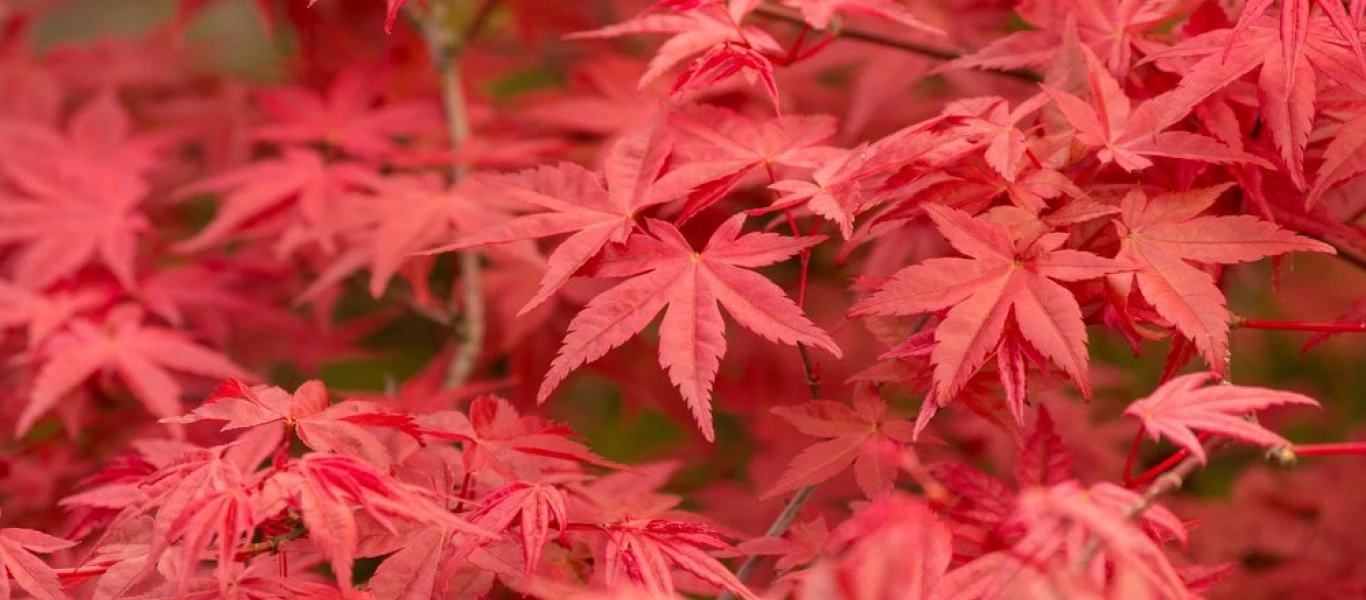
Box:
<box><xmin>409</xmin><ymin>0</ymin><xmax>487</xmax><ymax>389</ymax></box>
<box><xmin>1124</xmin><ymin>432</ymin><xmax>1212</xmax><ymax>488</ymax></box>
<box><xmin>1232</xmin><ymin>315</ymin><xmax>1366</xmax><ymax>334</ymax></box>
<box><xmin>1292</xmin><ymin>442</ymin><xmax>1366</xmax><ymax>457</ymax></box>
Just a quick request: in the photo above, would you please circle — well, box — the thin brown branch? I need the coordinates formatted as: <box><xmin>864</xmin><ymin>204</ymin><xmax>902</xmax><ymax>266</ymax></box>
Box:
<box><xmin>717</xmin><ymin>344</ymin><xmax>820</xmax><ymax>600</ymax></box>
<box><xmin>409</xmin><ymin>0</ymin><xmax>486</xmax><ymax>389</ymax></box>
<box><xmin>459</xmin><ymin>0</ymin><xmax>502</xmax><ymax>47</ymax></box>
<box><xmin>751</xmin><ymin>3</ymin><xmax>1041</xmax><ymax>82</ymax></box>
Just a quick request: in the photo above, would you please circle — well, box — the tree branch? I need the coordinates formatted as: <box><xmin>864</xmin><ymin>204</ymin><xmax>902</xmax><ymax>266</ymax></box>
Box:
<box><xmin>751</xmin><ymin>3</ymin><xmax>1040</xmax><ymax>82</ymax></box>
<box><xmin>409</xmin><ymin>0</ymin><xmax>487</xmax><ymax>389</ymax></box>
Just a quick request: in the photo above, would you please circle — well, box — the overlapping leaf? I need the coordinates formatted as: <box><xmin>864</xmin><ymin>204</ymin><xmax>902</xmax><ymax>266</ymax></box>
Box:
<box><xmin>540</xmin><ymin>214</ymin><xmax>840</xmax><ymax>440</ymax></box>
<box><xmin>1124</xmin><ymin>372</ymin><xmax>1320</xmax><ymax>462</ymax></box>
<box><xmin>853</xmin><ymin>204</ymin><xmax>1130</xmax><ymax>422</ymax></box>
<box><xmin>1111</xmin><ymin>185</ymin><xmax>1333</xmax><ymax>376</ymax></box>
<box><xmin>763</xmin><ymin>385</ymin><xmax>916</xmax><ymax>500</ymax></box>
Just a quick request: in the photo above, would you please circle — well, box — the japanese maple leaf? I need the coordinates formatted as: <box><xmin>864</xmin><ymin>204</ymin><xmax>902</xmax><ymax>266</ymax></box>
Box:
<box><xmin>466</xmin><ymin>481</ymin><xmax>568</xmax><ymax>576</ymax></box>
<box><xmin>927</xmin><ymin>406</ymin><xmax>1072</xmax><ymax>550</ymax></box>
<box><xmin>167</xmin><ymin>379</ymin><xmax>424</xmax><ymax>469</ymax></box>
<box><xmin>768</xmin><ymin>129</ymin><xmax>977</xmax><ymax>239</ymax></box>
<box><xmin>1013</xmin><ymin>406</ymin><xmax>1073</xmax><ymax>487</ymax></box>
<box><xmin>539</xmin><ymin>214</ymin><xmax>841</xmax><ymax>441</ymax></box>
<box><xmin>598</xmin><ymin>519</ymin><xmax>760</xmax><ymax>600</ymax></box>
<box><xmin>419</xmin><ymin>395</ymin><xmax>623</xmax><ymax>481</ymax></box>
<box><xmin>359</xmin><ymin>173</ymin><xmax>526</xmax><ymax>297</ymax></box>
<box><xmin>941</xmin><ymin>95</ymin><xmax>1051</xmax><ymax>182</ymax></box>
<box><xmin>96</xmin><ymin>444</ymin><xmax>253</xmax><ymax>598</ymax></box>
<box><xmin>521</xmin><ymin>57</ymin><xmax>671</xmax><ymax>137</ymax></box>
<box><xmin>762</xmin><ymin>385</ymin><xmax>917</xmax><ymax>500</ymax></box>
<box><xmin>173</xmin><ymin>149</ymin><xmax>380</xmax><ymax>254</ymax></box>
<box><xmin>1042</xmin><ymin>46</ymin><xmax>1271</xmax><ymax>173</ymax></box>
<box><xmin>0</xmin><ymin>99</ymin><xmax>155</xmax><ymax>291</ymax></box>
<box><xmin>161</xmin><ymin>485</ymin><xmax>258</xmax><ymax>598</ymax></box>
<box><xmin>781</xmin><ymin>0</ymin><xmax>943</xmax><ymax>35</ymax></box>
<box><xmin>945</xmin><ymin>0</ymin><xmax>1183</xmax><ymax>75</ymax></box>
<box><xmin>1222</xmin><ymin>0</ymin><xmax>1364</xmax><ymax>81</ymax></box>
<box><xmin>851</xmin><ymin>204</ymin><xmax>1130</xmax><ymax>420</ymax></box>
<box><xmin>283</xmin><ymin>454</ymin><xmax>497</xmax><ymax>595</ymax></box>
<box><xmin>19</xmin><ymin>306</ymin><xmax>256</xmax><ymax>436</ymax></box>
<box><xmin>0</xmin><ymin>510</ymin><xmax>76</xmax><ymax>600</ymax></box>
<box><xmin>649</xmin><ymin>0</ymin><xmax>726</xmax><ymax>12</ymax></box>
<box><xmin>568</xmin><ymin>1</ymin><xmax>782</xmax><ymax>88</ymax></box>
<box><xmin>667</xmin><ymin>104</ymin><xmax>839</xmax><ymax>222</ymax></box>
<box><xmin>1014</xmin><ymin>481</ymin><xmax>1187</xmax><ymax>595</ymax></box>
<box><xmin>249</xmin><ymin>65</ymin><xmax>438</xmax><ymax>158</ymax></box>
<box><xmin>1309</xmin><ymin>111</ymin><xmax>1366</xmax><ymax>206</ymax></box>
<box><xmin>1124</xmin><ymin>372</ymin><xmax>1320</xmax><ymax>463</ymax></box>
<box><xmin>421</xmin><ymin>125</ymin><xmax>706</xmax><ymax>314</ymax></box>
<box><xmin>672</xmin><ymin>42</ymin><xmax>781</xmax><ymax>109</ymax></box>
<box><xmin>0</xmin><ymin>281</ymin><xmax>107</xmax><ymax>347</ymax></box>
<box><xmin>809</xmin><ymin>496</ymin><xmax>952</xmax><ymax>600</ymax></box>
<box><xmin>1111</xmin><ymin>185</ymin><xmax>1333</xmax><ymax>376</ymax></box>
<box><xmin>1154</xmin><ymin>18</ymin><xmax>1366</xmax><ymax>190</ymax></box>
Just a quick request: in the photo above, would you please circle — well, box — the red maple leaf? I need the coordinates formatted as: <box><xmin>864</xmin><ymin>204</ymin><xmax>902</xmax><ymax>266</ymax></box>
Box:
<box><xmin>20</xmin><ymin>306</ymin><xmax>256</xmax><ymax>437</ymax></box>
<box><xmin>567</xmin><ymin>1</ymin><xmax>781</xmax><ymax>88</ymax></box>
<box><xmin>852</xmin><ymin>204</ymin><xmax>1130</xmax><ymax>422</ymax></box>
<box><xmin>172</xmin><ymin>149</ymin><xmax>380</xmax><ymax>254</ymax></box>
<box><xmin>666</xmin><ymin>104</ymin><xmax>839</xmax><ymax>222</ymax></box>
<box><xmin>466</xmin><ymin>481</ymin><xmax>568</xmax><ymax>576</ymax></box>
<box><xmin>249</xmin><ymin>65</ymin><xmax>439</xmax><ymax>158</ymax></box>
<box><xmin>1014</xmin><ymin>481</ymin><xmax>1188</xmax><ymax>596</ymax></box>
<box><xmin>0</xmin><ymin>510</ymin><xmax>76</xmax><ymax>600</ymax></box>
<box><xmin>670</xmin><ymin>42</ymin><xmax>781</xmax><ymax>109</ymax></box>
<box><xmin>596</xmin><ymin>519</ymin><xmax>760</xmax><ymax>600</ymax></box>
<box><xmin>1042</xmin><ymin>45</ymin><xmax>1272</xmax><ymax>173</ymax></box>
<box><xmin>1110</xmin><ymin>184</ymin><xmax>1333</xmax><ymax>376</ymax></box>
<box><xmin>420</xmin><ymin>395</ymin><xmax>624</xmax><ymax>481</ymax></box>
<box><xmin>283</xmin><ymin>454</ymin><xmax>497</xmax><ymax>595</ymax></box>
<box><xmin>0</xmin><ymin>94</ymin><xmax>156</xmax><ymax>291</ymax></box>
<box><xmin>1124</xmin><ymin>371</ymin><xmax>1321</xmax><ymax>462</ymax></box>
<box><xmin>1151</xmin><ymin>17</ymin><xmax>1366</xmax><ymax>190</ymax></box>
<box><xmin>540</xmin><ymin>214</ymin><xmax>841</xmax><ymax>441</ymax></box>
<box><xmin>762</xmin><ymin>384</ymin><xmax>917</xmax><ymax>500</ymax></box>
<box><xmin>946</xmin><ymin>0</ymin><xmax>1184</xmax><ymax>75</ymax></box>
<box><xmin>422</xmin><ymin>124</ymin><xmax>708</xmax><ymax>313</ymax></box>
<box><xmin>168</xmin><ymin>379</ymin><xmax>425</xmax><ymax>469</ymax></box>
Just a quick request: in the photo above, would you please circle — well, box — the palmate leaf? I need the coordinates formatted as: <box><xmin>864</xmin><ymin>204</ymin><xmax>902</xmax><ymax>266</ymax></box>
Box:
<box><xmin>762</xmin><ymin>385</ymin><xmax>916</xmax><ymax>500</ymax></box>
<box><xmin>20</xmin><ymin>306</ymin><xmax>256</xmax><ymax>437</ymax></box>
<box><xmin>852</xmin><ymin>204</ymin><xmax>1131</xmax><ymax>423</ymax></box>
<box><xmin>420</xmin><ymin>124</ymin><xmax>714</xmax><ymax>314</ymax></box>
<box><xmin>0</xmin><ymin>510</ymin><xmax>76</xmax><ymax>600</ymax></box>
<box><xmin>1124</xmin><ymin>372</ymin><xmax>1320</xmax><ymax>462</ymax></box>
<box><xmin>0</xmin><ymin>93</ymin><xmax>157</xmax><ymax>292</ymax></box>
<box><xmin>598</xmin><ymin>519</ymin><xmax>760</xmax><ymax>600</ymax></box>
<box><xmin>1042</xmin><ymin>45</ymin><xmax>1272</xmax><ymax>173</ymax></box>
<box><xmin>566</xmin><ymin>1</ymin><xmax>780</xmax><ymax>87</ymax></box>
<box><xmin>1111</xmin><ymin>185</ymin><xmax>1334</xmax><ymax>376</ymax></box>
<box><xmin>539</xmin><ymin>214</ymin><xmax>840</xmax><ymax>441</ymax></box>
<box><xmin>166</xmin><ymin>380</ymin><xmax>425</xmax><ymax>469</ymax></box>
